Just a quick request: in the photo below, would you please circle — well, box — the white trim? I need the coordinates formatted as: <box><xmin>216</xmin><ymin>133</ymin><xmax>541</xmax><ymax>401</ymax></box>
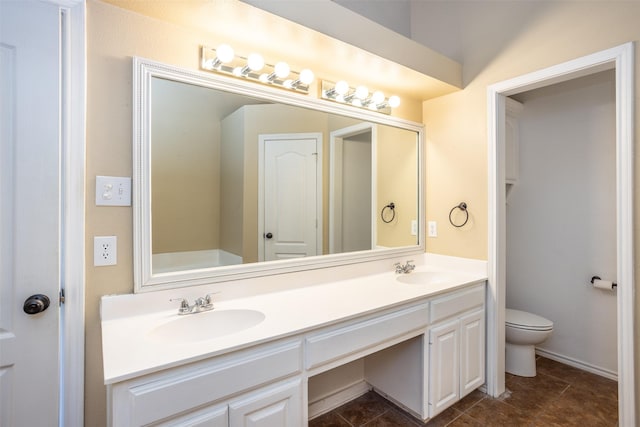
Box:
<box><xmin>329</xmin><ymin>123</ymin><xmax>378</xmax><ymax>254</ymax></box>
<box><xmin>535</xmin><ymin>348</ymin><xmax>618</xmax><ymax>381</ymax></box>
<box><xmin>308</xmin><ymin>380</ymin><xmax>370</xmax><ymax>420</ymax></box>
<box><xmin>57</xmin><ymin>1</ymin><xmax>85</xmax><ymax>426</ymax></box>
<box><xmin>487</xmin><ymin>42</ymin><xmax>634</xmax><ymax>425</ymax></box>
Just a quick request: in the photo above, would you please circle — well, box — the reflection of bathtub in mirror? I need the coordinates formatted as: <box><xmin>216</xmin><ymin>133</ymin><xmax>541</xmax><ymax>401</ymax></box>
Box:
<box><xmin>153</xmin><ymin>249</ymin><xmax>242</xmax><ymax>273</ymax></box>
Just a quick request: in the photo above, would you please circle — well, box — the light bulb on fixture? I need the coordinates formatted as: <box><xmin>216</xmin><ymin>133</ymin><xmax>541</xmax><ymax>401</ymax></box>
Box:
<box><xmin>355</xmin><ymin>85</ymin><xmax>368</xmax><ymax>100</ymax></box>
<box><xmin>371</xmin><ymin>91</ymin><xmax>385</xmax><ymax>104</ymax></box>
<box><xmin>204</xmin><ymin>44</ymin><xmax>235</xmax><ymax>69</ymax></box>
<box><xmin>247</xmin><ymin>53</ymin><xmax>265</xmax><ymax>72</ymax></box>
<box><xmin>265</xmin><ymin>61</ymin><xmax>291</xmax><ymax>82</ymax></box>
<box><xmin>288</xmin><ymin>69</ymin><xmax>315</xmax><ymax>90</ymax></box>
<box><xmin>388</xmin><ymin>95</ymin><xmax>401</xmax><ymax>108</ymax></box>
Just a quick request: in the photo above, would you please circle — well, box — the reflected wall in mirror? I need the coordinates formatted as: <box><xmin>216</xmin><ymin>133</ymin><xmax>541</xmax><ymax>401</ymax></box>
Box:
<box><xmin>134</xmin><ymin>57</ymin><xmax>424</xmax><ymax>291</ymax></box>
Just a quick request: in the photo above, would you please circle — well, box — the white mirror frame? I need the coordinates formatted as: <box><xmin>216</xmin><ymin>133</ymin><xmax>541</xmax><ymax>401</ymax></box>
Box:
<box><xmin>133</xmin><ymin>57</ymin><xmax>425</xmax><ymax>292</ymax></box>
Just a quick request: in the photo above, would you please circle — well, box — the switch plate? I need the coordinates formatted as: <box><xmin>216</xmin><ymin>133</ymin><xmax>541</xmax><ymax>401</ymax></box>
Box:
<box><xmin>428</xmin><ymin>221</ymin><xmax>438</xmax><ymax>237</ymax></box>
<box><xmin>410</xmin><ymin>220</ymin><xmax>418</xmax><ymax>236</ymax></box>
<box><xmin>94</xmin><ymin>236</ymin><xmax>117</xmax><ymax>266</ymax></box>
<box><xmin>96</xmin><ymin>176</ymin><xmax>131</xmax><ymax>206</ymax></box>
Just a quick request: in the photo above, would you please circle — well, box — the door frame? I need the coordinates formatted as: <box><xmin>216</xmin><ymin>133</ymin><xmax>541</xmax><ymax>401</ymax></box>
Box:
<box><xmin>486</xmin><ymin>42</ymin><xmax>634</xmax><ymax>424</ymax></box>
<box><xmin>329</xmin><ymin>123</ymin><xmax>377</xmax><ymax>254</ymax></box>
<box><xmin>52</xmin><ymin>0</ymin><xmax>86</xmax><ymax>425</ymax></box>
<box><xmin>258</xmin><ymin>133</ymin><xmax>323</xmax><ymax>262</ymax></box>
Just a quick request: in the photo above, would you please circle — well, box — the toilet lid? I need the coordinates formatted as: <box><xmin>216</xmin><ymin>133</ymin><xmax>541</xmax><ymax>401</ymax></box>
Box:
<box><xmin>506</xmin><ymin>309</ymin><xmax>553</xmax><ymax>331</ymax></box>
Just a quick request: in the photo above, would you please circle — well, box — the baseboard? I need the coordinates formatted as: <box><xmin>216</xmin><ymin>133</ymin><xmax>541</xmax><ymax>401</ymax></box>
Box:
<box><xmin>535</xmin><ymin>348</ymin><xmax>618</xmax><ymax>381</ymax></box>
<box><xmin>308</xmin><ymin>380</ymin><xmax>371</xmax><ymax>420</ymax></box>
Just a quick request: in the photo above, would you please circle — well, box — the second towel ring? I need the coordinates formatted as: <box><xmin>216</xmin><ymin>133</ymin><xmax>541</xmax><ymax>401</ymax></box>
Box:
<box><xmin>449</xmin><ymin>202</ymin><xmax>469</xmax><ymax>227</ymax></box>
<box><xmin>381</xmin><ymin>202</ymin><xmax>396</xmax><ymax>223</ymax></box>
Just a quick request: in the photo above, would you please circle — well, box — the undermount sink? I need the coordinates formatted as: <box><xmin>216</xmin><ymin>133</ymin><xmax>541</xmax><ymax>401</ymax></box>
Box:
<box><xmin>148</xmin><ymin>309</ymin><xmax>266</xmax><ymax>343</ymax></box>
<box><xmin>396</xmin><ymin>271</ymin><xmax>456</xmax><ymax>285</ymax></box>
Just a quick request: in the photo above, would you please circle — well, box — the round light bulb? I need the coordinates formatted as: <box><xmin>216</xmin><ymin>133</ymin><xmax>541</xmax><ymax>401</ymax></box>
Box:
<box><xmin>216</xmin><ymin>44</ymin><xmax>235</xmax><ymax>63</ymax></box>
<box><xmin>274</xmin><ymin>62</ymin><xmax>290</xmax><ymax>79</ymax></box>
<box><xmin>336</xmin><ymin>94</ymin><xmax>345</xmax><ymax>103</ymax></box>
<box><xmin>232</xmin><ymin>66</ymin><xmax>243</xmax><ymax>77</ymax></box>
<box><xmin>259</xmin><ymin>73</ymin><xmax>269</xmax><ymax>83</ymax></box>
<box><xmin>371</xmin><ymin>90</ymin><xmax>385</xmax><ymax>104</ymax></box>
<box><xmin>247</xmin><ymin>53</ymin><xmax>264</xmax><ymax>72</ymax></box>
<box><xmin>203</xmin><ymin>59</ymin><xmax>216</xmax><ymax>70</ymax></box>
<box><xmin>388</xmin><ymin>95</ymin><xmax>401</xmax><ymax>108</ymax></box>
<box><xmin>299</xmin><ymin>69</ymin><xmax>314</xmax><ymax>85</ymax></box>
<box><xmin>355</xmin><ymin>85</ymin><xmax>368</xmax><ymax>100</ymax></box>
<box><xmin>335</xmin><ymin>80</ymin><xmax>349</xmax><ymax>96</ymax></box>
<box><xmin>283</xmin><ymin>79</ymin><xmax>294</xmax><ymax>89</ymax></box>
<box><xmin>352</xmin><ymin>99</ymin><xmax>362</xmax><ymax>107</ymax></box>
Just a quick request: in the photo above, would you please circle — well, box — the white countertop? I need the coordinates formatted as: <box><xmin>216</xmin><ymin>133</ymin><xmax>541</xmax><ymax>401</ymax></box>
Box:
<box><xmin>101</xmin><ymin>255</ymin><xmax>487</xmax><ymax>384</ymax></box>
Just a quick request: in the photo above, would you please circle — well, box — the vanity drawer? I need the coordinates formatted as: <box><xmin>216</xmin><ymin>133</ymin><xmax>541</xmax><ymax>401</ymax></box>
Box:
<box><xmin>429</xmin><ymin>284</ymin><xmax>485</xmax><ymax>324</ymax></box>
<box><xmin>305</xmin><ymin>303</ymin><xmax>429</xmax><ymax>371</ymax></box>
<box><xmin>112</xmin><ymin>340</ymin><xmax>302</xmax><ymax>426</ymax></box>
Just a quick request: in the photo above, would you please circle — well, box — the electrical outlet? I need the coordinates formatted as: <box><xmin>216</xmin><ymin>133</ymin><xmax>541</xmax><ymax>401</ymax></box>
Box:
<box><xmin>94</xmin><ymin>236</ymin><xmax>117</xmax><ymax>266</ymax></box>
<box><xmin>428</xmin><ymin>221</ymin><xmax>438</xmax><ymax>237</ymax></box>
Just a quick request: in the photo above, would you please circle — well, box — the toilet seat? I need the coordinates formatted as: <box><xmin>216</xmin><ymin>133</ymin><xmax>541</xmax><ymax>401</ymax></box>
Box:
<box><xmin>506</xmin><ymin>309</ymin><xmax>553</xmax><ymax>331</ymax></box>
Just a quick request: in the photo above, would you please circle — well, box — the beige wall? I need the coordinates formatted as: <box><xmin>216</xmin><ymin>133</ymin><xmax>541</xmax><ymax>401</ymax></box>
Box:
<box><xmin>151</xmin><ymin>78</ymin><xmax>221</xmax><ymax>254</ymax></box>
<box><xmin>220</xmin><ymin>108</ymin><xmax>245</xmax><ymax>257</ymax></box>
<box><xmin>85</xmin><ymin>1</ymin><xmax>422</xmax><ymax>424</ymax></box>
<box><xmin>421</xmin><ymin>0</ymin><xmax>640</xmax><ymax>414</ymax></box>
<box><xmin>376</xmin><ymin>125</ymin><xmax>419</xmax><ymax>247</ymax></box>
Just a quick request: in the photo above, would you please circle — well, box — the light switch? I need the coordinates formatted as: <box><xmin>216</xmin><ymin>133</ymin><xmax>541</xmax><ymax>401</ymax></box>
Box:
<box><xmin>96</xmin><ymin>176</ymin><xmax>131</xmax><ymax>206</ymax></box>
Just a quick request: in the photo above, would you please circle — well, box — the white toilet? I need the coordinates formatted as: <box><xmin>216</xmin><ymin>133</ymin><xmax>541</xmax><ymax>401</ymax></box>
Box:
<box><xmin>505</xmin><ymin>309</ymin><xmax>554</xmax><ymax>377</ymax></box>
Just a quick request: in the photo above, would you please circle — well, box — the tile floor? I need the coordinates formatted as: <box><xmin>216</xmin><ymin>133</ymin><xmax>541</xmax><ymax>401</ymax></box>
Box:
<box><xmin>309</xmin><ymin>357</ymin><xmax>618</xmax><ymax>426</ymax></box>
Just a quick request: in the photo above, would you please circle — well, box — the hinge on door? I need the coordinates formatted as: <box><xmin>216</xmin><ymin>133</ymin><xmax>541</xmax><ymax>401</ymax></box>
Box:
<box><xmin>59</xmin><ymin>288</ymin><xmax>66</xmax><ymax>305</ymax></box>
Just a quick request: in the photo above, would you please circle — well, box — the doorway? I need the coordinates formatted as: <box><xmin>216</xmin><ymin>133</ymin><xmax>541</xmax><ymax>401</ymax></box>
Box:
<box><xmin>487</xmin><ymin>43</ymin><xmax>635</xmax><ymax>425</ymax></box>
<box><xmin>329</xmin><ymin>123</ymin><xmax>377</xmax><ymax>254</ymax></box>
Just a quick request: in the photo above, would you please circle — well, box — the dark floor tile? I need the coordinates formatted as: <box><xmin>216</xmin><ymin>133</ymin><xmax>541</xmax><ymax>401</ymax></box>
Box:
<box><xmin>571</xmin><ymin>371</ymin><xmax>618</xmax><ymax>401</ymax></box>
<box><xmin>445</xmin><ymin>413</ymin><xmax>485</xmax><ymax>426</ymax></box>
<box><xmin>463</xmin><ymin>397</ymin><xmax>533</xmax><ymax>426</ymax></box>
<box><xmin>536</xmin><ymin>357</ymin><xmax>585</xmax><ymax>383</ymax></box>
<box><xmin>423</xmin><ymin>407</ymin><xmax>464</xmax><ymax>426</ymax></box>
<box><xmin>336</xmin><ymin>392</ymin><xmax>392</xmax><ymax>425</ymax></box>
<box><xmin>451</xmin><ymin>389</ymin><xmax>486</xmax><ymax>412</ymax></box>
<box><xmin>506</xmin><ymin>371</ymin><xmax>569</xmax><ymax>396</ymax></box>
<box><xmin>309</xmin><ymin>411</ymin><xmax>352</xmax><ymax>427</ymax></box>
<box><xmin>363</xmin><ymin>408</ymin><xmax>422</xmax><ymax>427</ymax></box>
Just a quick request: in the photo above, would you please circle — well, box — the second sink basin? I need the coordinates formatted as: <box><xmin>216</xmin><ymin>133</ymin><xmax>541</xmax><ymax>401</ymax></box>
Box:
<box><xmin>148</xmin><ymin>309</ymin><xmax>266</xmax><ymax>343</ymax></box>
<box><xmin>396</xmin><ymin>271</ymin><xmax>452</xmax><ymax>285</ymax></box>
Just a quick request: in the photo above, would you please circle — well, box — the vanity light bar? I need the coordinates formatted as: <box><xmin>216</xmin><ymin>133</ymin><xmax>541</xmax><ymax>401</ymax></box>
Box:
<box><xmin>200</xmin><ymin>45</ymin><xmax>314</xmax><ymax>94</ymax></box>
<box><xmin>321</xmin><ymin>80</ymin><xmax>400</xmax><ymax>115</ymax></box>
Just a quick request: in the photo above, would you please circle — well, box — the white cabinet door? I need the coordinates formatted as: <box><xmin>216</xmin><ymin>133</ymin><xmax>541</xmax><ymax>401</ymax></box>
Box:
<box><xmin>156</xmin><ymin>404</ymin><xmax>228</xmax><ymax>427</ymax></box>
<box><xmin>459</xmin><ymin>309</ymin><xmax>485</xmax><ymax>398</ymax></box>
<box><xmin>428</xmin><ymin>319</ymin><xmax>459</xmax><ymax>417</ymax></box>
<box><xmin>229</xmin><ymin>379</ymin><xmax>303</xmax><ymax>427</ymax></box>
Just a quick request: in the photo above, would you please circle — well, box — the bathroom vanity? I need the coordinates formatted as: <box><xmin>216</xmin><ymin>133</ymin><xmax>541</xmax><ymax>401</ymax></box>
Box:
<box><xmin>102</xmin><ymin>257</ymin><xmax>486</xmax><ymax>426</ymax></box>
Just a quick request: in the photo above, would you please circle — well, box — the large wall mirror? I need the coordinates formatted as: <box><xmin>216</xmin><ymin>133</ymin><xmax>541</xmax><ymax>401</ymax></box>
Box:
<box><xmin>134</xmin><ymin>57</ymin><xmax>424</xmax><ymax>292</ymax></box>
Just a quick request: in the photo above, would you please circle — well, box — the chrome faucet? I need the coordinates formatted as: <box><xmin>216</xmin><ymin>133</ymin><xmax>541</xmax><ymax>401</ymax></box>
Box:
<box><xmin>170</xmin><ymin>294</ymin><xmax>215</xmax><ymax>315</ymax></box>
<box><xmin>394</xmin><ymin>260</ymin><xmax>415</xmax><ymax>274</ymax></box>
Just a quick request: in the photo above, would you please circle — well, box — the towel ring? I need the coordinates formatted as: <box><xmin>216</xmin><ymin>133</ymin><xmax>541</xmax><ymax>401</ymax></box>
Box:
<box><xmin>381</xmin><ymin>202</ymin><xmax>396</xmax><ymax>223</ymax></box>
<box><xmin>449</xmin><ymin>202</ymin><xmax>469</xmax><ymax>228</ymax></box>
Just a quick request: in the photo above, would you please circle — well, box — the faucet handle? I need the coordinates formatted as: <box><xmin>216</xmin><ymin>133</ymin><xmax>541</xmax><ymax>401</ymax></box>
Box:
<box><xmin>170</xmin><ymin>298</ymin><xmax>191</xmax><ymax>314</ymax></box>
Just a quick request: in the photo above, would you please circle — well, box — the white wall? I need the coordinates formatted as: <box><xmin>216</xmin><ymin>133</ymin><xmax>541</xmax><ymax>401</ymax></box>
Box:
<box><xmin>506</xmin><ymin>70</ymin><xmax>617</xmax><ymax>375</ymax></box>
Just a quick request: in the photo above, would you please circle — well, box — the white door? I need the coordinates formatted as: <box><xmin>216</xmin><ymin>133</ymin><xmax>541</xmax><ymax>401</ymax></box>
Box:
<box><xmin>260</xmin><ymin>134</ymin><xmax>321</xmax><ymax>261</ymax></box>
<box><xmin>1</xmin><ymin>1</ymin><xmax>62</xmax><ymax>425</ymax></box>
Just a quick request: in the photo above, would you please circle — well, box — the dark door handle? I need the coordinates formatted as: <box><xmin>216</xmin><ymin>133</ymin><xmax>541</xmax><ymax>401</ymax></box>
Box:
<box><xmin>264</xmin><ymin>232</ymin><xmax>273</xmax><ymax>239</ymax></box>
<box><xmin>23</xmin><ymin>294</ymin><xmax>50</xmax><ymax>315</ymax></box>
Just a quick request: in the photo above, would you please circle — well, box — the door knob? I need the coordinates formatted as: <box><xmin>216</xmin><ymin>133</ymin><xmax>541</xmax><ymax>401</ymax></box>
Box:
<box><xmin>23</xmin><ymin>294</ymin><xmax>50</xmax><ymax>315</ymax></box>
<box><xmin>264</xmin><ymin>232</ymin><xmax>273</xmax><ymax>239</ymax></box>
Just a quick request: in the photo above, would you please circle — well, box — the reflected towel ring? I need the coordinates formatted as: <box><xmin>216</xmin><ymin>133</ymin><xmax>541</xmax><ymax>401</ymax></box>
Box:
<box><xmin>449</xmin><ymin>202</ymin><xmax>469</xmax><ymax>228</ymax></box>
<box><xmin>381</xmin><ymin>202</ymin><xmax>396</xmax><ymax>223</ymax></box>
